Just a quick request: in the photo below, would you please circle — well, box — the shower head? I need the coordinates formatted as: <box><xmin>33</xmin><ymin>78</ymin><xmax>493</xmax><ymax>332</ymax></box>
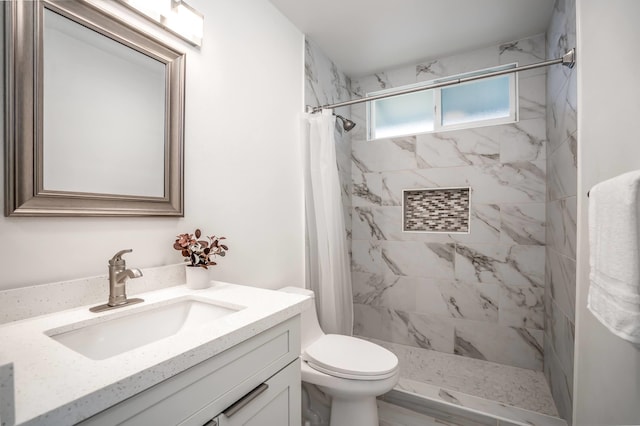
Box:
<box><xmin>335</xmin><ymin>114</ymin><xmax>356</xmax><ymax>132</ymax></box>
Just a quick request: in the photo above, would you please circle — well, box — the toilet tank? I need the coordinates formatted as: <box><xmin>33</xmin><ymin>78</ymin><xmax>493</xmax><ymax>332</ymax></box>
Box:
<box><xmin>279</xmin><ymin>287</ymin><xmax>325</xmax><ymax>351</ymax></box>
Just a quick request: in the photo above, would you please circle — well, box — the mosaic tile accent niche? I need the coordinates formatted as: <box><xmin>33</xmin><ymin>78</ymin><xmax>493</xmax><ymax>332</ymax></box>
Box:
<box><xmin>403</xmin><ymin>187</ymin><xmax>470</xmax><ymax>233</ymax></box>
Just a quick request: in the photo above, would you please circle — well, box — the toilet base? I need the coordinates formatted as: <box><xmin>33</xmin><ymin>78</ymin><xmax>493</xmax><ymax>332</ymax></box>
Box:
<box><xmin>329</xmin><ymin>396</ymin><xmax>378</xmax><ymax>426</ymax></box>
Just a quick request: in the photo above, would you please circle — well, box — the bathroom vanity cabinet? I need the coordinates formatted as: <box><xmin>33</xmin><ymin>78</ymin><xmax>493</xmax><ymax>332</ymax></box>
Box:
<box><xmin>78</xmin><ymin>317</ymin><xmax>301</xmax><ymax>426</ymax></box>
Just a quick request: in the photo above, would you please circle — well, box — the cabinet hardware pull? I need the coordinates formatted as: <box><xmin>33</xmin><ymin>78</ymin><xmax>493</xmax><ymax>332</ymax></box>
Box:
<box><xmin>202</xmin><ymin>419</ymin><xmax>218</xmax><ymax>426</ymax></box>
<box><xmin>222</xmin><ymin>383</ymin><xmax>269</xmax><ymax>418</ymax></box>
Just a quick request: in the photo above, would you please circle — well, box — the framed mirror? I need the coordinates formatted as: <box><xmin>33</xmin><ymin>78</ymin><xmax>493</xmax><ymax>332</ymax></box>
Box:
<box><xmin>5</xmin><ymin>0</ymin><xmax>185</xmax><ymax>216</ymax></box>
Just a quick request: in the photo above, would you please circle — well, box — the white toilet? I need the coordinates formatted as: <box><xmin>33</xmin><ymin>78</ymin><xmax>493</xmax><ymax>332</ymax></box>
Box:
<box><xmin>280</xmin><ymin>287</ymin><xmax>399</xmax><ymax>426</ymax></box>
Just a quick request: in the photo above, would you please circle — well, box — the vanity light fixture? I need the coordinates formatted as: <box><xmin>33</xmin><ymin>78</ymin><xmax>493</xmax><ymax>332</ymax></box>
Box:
<box><xmin>118</xmin><ymin>0</ymin><xmax>204</xmax><ymax>46</ymax></box>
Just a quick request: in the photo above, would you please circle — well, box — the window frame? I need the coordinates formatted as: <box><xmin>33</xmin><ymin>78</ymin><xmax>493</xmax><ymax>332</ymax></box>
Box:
<box><xmin>367</xmin><ymin>63</ymin><xmax>519</xmax><ymax>141</ymax></box>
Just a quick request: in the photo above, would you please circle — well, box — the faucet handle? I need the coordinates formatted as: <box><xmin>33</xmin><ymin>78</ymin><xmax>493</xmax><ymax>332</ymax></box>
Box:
<box><xmin>109</xmin><ymin>249</ymin><xmax>133</xmax><ymax>266</ymax></box>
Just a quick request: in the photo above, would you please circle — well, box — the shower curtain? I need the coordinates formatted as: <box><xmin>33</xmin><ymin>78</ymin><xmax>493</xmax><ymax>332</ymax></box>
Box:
<box><xmin>301</xmin><ymin>110</ymin><xmax>353</xmax><ymax>336</ymax></box>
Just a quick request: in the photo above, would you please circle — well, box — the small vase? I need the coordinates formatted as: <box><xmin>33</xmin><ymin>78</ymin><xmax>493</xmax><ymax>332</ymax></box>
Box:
<box><xmin>185</xmin><ymin>265</ymin><xmax>210</xmax><ymax>290</ymax></box>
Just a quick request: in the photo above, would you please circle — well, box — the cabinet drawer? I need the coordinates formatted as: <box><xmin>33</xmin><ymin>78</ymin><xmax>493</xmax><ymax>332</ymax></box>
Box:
<box><xmin>191</xmin><ymin>359</ymin><xmax>301</xmax><ymax>426</ymax></box>
<box><xmin>79</xmin><ymin>316</ymin><xmax>300</xmax><ymax>426</ymax></box>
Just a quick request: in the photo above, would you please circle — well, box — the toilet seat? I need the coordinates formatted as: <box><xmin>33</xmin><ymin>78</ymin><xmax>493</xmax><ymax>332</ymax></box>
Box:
<box><xmin>302</xmin><ymin>334</ymin><xmax>398</xmax><ymax>381</ymax></box>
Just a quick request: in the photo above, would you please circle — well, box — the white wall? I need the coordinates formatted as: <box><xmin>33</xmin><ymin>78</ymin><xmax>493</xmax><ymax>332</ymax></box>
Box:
<box><xmin>574</xmin><ymin>0</ymin><xmax>640</xmax><ymax>424</ymax></box>
<box><xmin>0</xmin><ymin>0</ymin><xmax>305</xmax><ymax>291</ymax></box>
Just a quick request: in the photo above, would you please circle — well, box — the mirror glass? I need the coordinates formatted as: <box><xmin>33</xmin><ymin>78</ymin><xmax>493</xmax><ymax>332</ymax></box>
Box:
<box><xmin>43</xmin><ymin>9</ymin><xmax>166</xmax><ymax>197</ymax></box>
<box><xmin>5</xmin><ymin>0</ymin><xmax>185</xmax><ymax>216</ymax></box>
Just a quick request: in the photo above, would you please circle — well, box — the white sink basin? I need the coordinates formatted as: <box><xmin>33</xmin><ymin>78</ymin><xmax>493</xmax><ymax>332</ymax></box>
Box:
<box><xmin>47</xmin><ymin>297</ymin><xmax>243</xmax><ymax>360</ymax></box>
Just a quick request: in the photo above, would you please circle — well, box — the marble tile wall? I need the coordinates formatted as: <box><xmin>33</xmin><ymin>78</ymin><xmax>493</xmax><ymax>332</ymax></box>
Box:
<box><xmin>304</xmin><ymin>39</ymin><xmax>353</xmax><ymax>240</ymax></box>
<box><xmin>349</xmin><ymin>34</ymin><xmax>548</xmax><ymax>371</ymax></box>
<box><xmin>544</xmin><ymin>0</ymin><xmax>577</xmax><ymax>424</ymax></box>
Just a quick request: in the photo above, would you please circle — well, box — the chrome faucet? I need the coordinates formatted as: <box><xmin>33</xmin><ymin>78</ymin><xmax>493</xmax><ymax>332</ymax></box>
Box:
<box><xmin>90</xmin><ymin>249</ymin><xmax>144</xmax><ymax>313</ymax></box>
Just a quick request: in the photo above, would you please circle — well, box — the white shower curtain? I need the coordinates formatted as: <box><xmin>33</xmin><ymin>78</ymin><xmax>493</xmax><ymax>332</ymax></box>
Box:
<box><xmin>302</xmin><ymin>110</ymin><xmax>353</xmax><ymax>336</ymax></box>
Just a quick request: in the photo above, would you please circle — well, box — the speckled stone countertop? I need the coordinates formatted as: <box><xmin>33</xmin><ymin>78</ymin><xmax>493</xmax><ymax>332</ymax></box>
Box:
<box><xmin>0</xmin><ymin>282</ymin><xmax>311</xmax><ymax>426</ymax></box>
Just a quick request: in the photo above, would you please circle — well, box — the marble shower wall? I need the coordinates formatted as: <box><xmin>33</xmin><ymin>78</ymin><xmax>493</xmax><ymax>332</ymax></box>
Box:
<box><xmin>304</xmin><ymin>39</ymin><xmax>353</xmax><ymax>239</ymax></box>
<box><xmin>349</xmin><ymin>34</ymin><xmax>548</xmax><ymax>371</ymax></box>
<box><xmin>544</xmin><ymin>0</ymin><xmax>577</xmax><ymax>423</ymax></box>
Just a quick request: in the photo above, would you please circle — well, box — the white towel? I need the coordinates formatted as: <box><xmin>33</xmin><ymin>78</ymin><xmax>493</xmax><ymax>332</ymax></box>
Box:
<box><xmin>588</xmin><ymin>170</ymin><xmax>640</xmax><ymax>344</ymax></box>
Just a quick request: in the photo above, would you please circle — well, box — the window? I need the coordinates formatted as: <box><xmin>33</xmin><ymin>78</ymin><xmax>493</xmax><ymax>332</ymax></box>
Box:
<box><xmin>367</xmin><ymin>64</ymin><xmax>517</xmax><ymax>140</ymax></box>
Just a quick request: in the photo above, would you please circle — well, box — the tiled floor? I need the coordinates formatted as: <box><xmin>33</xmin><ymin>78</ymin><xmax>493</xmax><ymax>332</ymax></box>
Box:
<box><xmin>368</xmin><ymin>338</ymin><xmax>558</xmax><ymax>416</ymax></box>
<box><xmin>364</xmin><ymin>338</ymin><xmax>567</xmax><ymax>426</ymax></box>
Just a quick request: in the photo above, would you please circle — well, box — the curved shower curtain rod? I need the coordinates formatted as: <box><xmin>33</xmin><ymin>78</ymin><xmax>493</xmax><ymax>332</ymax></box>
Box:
<box><xmin>307</xmin><ymin>48</ymin><xmax>576</xmax><ymax>114</ymax></box>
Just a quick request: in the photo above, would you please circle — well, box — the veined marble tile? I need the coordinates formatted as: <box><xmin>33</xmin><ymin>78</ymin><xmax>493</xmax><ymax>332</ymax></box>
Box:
<box><xmin>352</xmin><ymin>206</ymin><xmax>389</xmax><ymax>240</ymax></box>
<box><xmin>351</xmin><ymin>65</ymin><xmax>416</xmax><ymax>97</ymax></box>
<box><xmin>416</xmin><ymin>46</ymin><xmax>500</xmax><ymax>83</ymax></box>
<box><xmin>453</xmin><ymin>320</ymin><xmax>544</xmax><ymax>370</ymax></box>
<box><xmin>546</xmin><ymin>72</ymin><xmax>577</xmax><ymax>154</ymax></box>
<box><xmin>500</xmin><ymin>203</ymin><xmax>546</xmax><ymax>246</ymax></box>
<box><xmin>451</xmin><ymin>204</ymin><xmax>501</xmax><ymax>245</ymax></box>
<box><xmin>545</xmin><ymin>299</ymin><xmax>575</xmax><ymax>384</ymax></box>
<box><xmin>455</xmin><ymin>244</ymin><xmax>545</xmax><ymax>288</ymax></box>
<box><xmin>378</xmin><ymin>400</ymin><xmax>455</xmax><ymax>426</ymax></box>
<box><xmin>495</xmin><ymin>119</ymin><xmax>547</xmax><ymax>163</ymax></box>
<box><xmin>414</xmin><ymin>278</ymin><xmax>465</xmax><ymax>318</ymax></box>
<box><xmin>352</xmin><ymin>136</ymin><xmax>417</xmax><ymax>172</ymax></box>
<box><xmin>546</xmin><ymin>248</ymin><xmax>576</xmax><ymax>320</ymax></box>
<box><xmin>392</xmin><ymin>310</ymin><xmax>455</xmax><ymax>353</ymax></box>
<box><xmin>386</xmin><ymin>384</ymin><xmax>564</xmax><ymax>426</ymax></box>
<box><xmin>545</xmin><ymin>3</ymin><xmax>575</xmax><ymax>421</ymax></box>
<box><xmin>352</xmin><ymin>272</ymin><xmax>499</xmax><ymax>324</ymax></box>
<box><xmin>499</xmin><ymin>285</ymin><xmax>544</xmax><ymax>330</ymax></box>
<box><xmin>352</xmin><ymin>203</ymin><xmax>500</xmax><ymax>245</ymax></box>
<box><xmin>354</xmin><ymin>302</ymin><xmax>389</xmax><ymax>341</ymax></box>
<box><xmin>499</xmin><ymin>34</ymin><xmax>546</xmax><ymax>78</ymax></box>
<box><xmin>415</xmin><ymin>129</ymin><xmax>500</xmax><ymax>168</ymax></box>
<box><xmin>455</xmin><ymin>244</ymin><xmax>504</xmax><ymax>285</ymax></box>
<box><xmin>380</xmin><ymin>168</ymin><xmax>472</xmax><ymax>206</ymax></box>
<box><xmin>304</xmin><ymin>39</ymin><xmax>350</xmax><ymax>108</ymax></box>
<box><xmin>489</xmin><ymin>162</ymin><xmax>546</xmax><ymax>203</ymax></box>
<box><xmin>546</xmin><ymin>0</ymin><xmax>576</xmax><ymax>80</ymax></box>
<box><xmin>546</xmin><ymin>66</ymin><xmax>567</xmax><ymax>110</ymax></box>
<box><xmin>546</xmin><ymin>197</ymin><xmax>577</xmax><ymax>259</ymax></box>
<box><xmin>387</xmin><ymin>383</ymin><xmax>565</xmax><ymax>426</ymax></box>
<box><xmin>496</xmin><ymin>245</ymin><xmax>545</xmax><ymax>288</ymax></box>
<box><xmin>431</xmin><ymin>280</ymin><xmax>499</xmax><ymax>323</ymax></box>
<box><xmin>351</xmin><ymin>170</ymin><xmax>382</xmax><ymax>206</ymax></box>
<box><xmin>370</xmin><ymin>339</ymin><xmax>558</xmax><ymax>417</ymax></box>
<box><xmin>351</xmin><ymin>240</ymin><xmax>383</xmax><ymax>275</ymax></box>
<box><xmin>518</xmin><ymin>74</ymin><xmax>546</xmax><ymax>120</ymax></box>
<box><xmin>381</xmin><ymin>241</ymin><xmax>455</xmax><ymax>279</ymax></box>
<box><xmin>353</xmin><ymin>273</ymin><xmax>424</xmax><ymax>314</ymax></box>
<box><xmin>350</xmin><ymin>73</ymin><xmax>390</xmax><ymax>96</ymax></box>
<box><xmin>379</xmin><ymin>162</ymin><xmax>545</xmax><ymax>206</ymax></box>
<box><xmin>353</xmin><ymin>304</ymin><xmax>455</xmax><ymax>353</ymax></box>
<box><xmin>547</xmin><ymin>138</ymin><xmax>577</xmax><ymax>201</ymax></box>
<box><xmin>351</xmin><ymin>270</ymin><xmax>384</xmax><ymax>302</ymax></box>
<box><xmin>349</xmin><ymin>102</ymin><xmax>367</xmax><ymax>142</ymax></box>
<box><xmin>382</xmin><ymin>395</ymin><xmax>496</xmax><ymax>426</ymax></box>
<box><xmin>543</xmin><ymin>337</ymin><xmax>573</xmax><ymax>425</ymax></box>
<box><xmin>467</xmin><ymin>162</ymin><xmax>546</xmax><ymax>204</ymax></box>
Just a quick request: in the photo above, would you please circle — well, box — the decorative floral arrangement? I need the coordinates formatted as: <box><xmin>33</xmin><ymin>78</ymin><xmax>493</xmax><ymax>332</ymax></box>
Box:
<box><xmin>173</xmin><ymin>229</ymin><xmax>228</xmax><ymax>269</ymax></box>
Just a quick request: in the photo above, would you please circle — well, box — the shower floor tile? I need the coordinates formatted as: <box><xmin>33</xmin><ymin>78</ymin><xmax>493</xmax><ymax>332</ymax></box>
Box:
<box><xmin>364</xmin><ymin>337</ymin><xmax>558</xmax><ymax>416</ymax></box>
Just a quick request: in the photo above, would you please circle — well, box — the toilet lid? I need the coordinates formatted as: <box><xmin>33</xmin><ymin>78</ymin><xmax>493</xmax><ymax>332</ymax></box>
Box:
<box><xmin>303</xmin><ymin>334</ymin><xmax>398</xmax><ymax>380</ymax></box>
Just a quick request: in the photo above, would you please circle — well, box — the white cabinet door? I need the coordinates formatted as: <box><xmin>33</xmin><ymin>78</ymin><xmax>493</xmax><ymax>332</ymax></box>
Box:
<box><xmin>217</xmin><ymin>359</ymin><xmax>301</xmax><ymax>426</ymax></box>
<box><xmin>80</xmin><ymin>317</ymin><xmax>300</xmax><ymax>426</ymax></box>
